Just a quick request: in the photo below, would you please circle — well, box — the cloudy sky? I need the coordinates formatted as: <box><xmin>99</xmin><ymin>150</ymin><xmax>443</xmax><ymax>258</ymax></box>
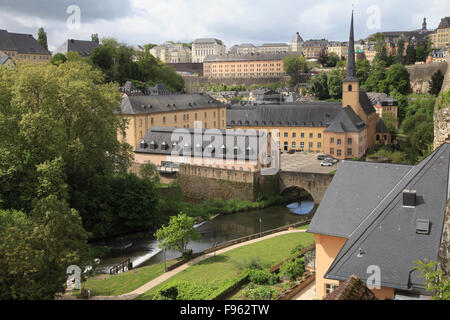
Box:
<box><xmin>0</xmin><ymin>0</ymin><xmax>448</xmax><ymax>51</ymax></box>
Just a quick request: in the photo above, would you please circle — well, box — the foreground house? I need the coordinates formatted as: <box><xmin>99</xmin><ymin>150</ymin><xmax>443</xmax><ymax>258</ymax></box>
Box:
<box><xmin>0</xmin><ymin>29</ymin><xmax>51</xmax><ymax>63</ymax></box>
<box><xmin>308</xmin><ymin>143</ymin><xmax>450</xmax><ymax>299</ymax></box>
<box><xmin>53</xmin><ymin>39</ymin><xmax>99</xmax><ymax>58</ymax></box>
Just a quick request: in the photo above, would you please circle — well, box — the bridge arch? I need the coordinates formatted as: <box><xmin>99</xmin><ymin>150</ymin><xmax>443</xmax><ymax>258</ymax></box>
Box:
<box><xmin>279</xmin><ymin>171</ymin><xmax>334</xmax><ymax>205</ymax></box>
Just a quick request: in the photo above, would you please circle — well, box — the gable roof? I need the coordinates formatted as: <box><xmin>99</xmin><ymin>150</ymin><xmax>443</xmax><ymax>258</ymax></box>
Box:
<box><xmin>358</xmin><ymin>89</ymin><xmax>377</xmax><ymax>116</ymax></box>
<box><xmin>324</xmin><ymin>144</ymin><xmax>450</xmax><ymax>292</ymax></box>
<box><xmin>324</xmin><ymin>275</ymin><xmax>378</xmax><ymax>300</ymax></box>
<box><xmin>308</xmin><ymin>161</ymin><xmax>414</xmax><ymax>238</ymax></box>
<box><xmin>0</xmin><ymin>30</ymin><xmax>50</xmax><ymax>55</ymax></box>
<box><xmin>227</xmin><ymin>103</ymin><xmax>342</xmax><ymax>128</ymax></box>
<box><xmin>120</xmin><ymin>94</ymin><xmax>225</xmax><ymax>115</ymax></box>
<box><xmin>438</xmin><ymin>17</ymin><xmax>450</xmax><ymax>29</ymax></box>
<box><xmin>54</xmin><ymin>39</ymin><xmax>99</xmax><ymax>58</ymax></box>
<box><xmin>324</xmin><ymin>107</ymin><xmax>366</xmax><ymax>133</ymax></box>
<box><xmin>376</xmin><ymin>119</ymin><xmax>389</xmax><ymax>134</ymax></box>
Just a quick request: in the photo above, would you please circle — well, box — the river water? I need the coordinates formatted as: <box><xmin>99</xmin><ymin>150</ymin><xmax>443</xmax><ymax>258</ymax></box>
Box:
<box><xmin>94</xmin><ymin>202</ymin><xmax>316</xmax><ymax>273</ymax></box>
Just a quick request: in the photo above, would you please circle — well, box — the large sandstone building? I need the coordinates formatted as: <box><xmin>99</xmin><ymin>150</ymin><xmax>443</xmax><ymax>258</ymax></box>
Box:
<box><xmin>118</xmin><ymin>94</ymin><xmax>227</xmax><ymax>149</ymax></box>
<box><xmin>192</xmin><ymin>38</ymin><xmax>226</xmax><ymax>63</ymax></box>
<box><xmin>0</xmin><ymin>29</ymin><xmax>51</xmax><ymax>63</ymax></box>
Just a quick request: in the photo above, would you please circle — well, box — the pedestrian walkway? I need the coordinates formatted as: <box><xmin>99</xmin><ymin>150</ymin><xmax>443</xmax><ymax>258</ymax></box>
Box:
<box><xmin>92</xmin><ymin>229</ymin><xmax>307</xmax><ymax>300</ymax></box>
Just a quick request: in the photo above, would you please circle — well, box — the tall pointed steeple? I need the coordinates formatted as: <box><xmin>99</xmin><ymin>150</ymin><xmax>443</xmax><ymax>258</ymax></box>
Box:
<box><xmin>344</xmin><ymin>10</ymin><xmax>358</xmax><ymax>82</ymax></box>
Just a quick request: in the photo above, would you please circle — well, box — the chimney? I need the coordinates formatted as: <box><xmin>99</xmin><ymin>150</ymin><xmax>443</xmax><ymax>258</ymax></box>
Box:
<box><xmin>403</xmin><ymin>189</ymin><xmax>417</xmax><ymax>207</ymax></box>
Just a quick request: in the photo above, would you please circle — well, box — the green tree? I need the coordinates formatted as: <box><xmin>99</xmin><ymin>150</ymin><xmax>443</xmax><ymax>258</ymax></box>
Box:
<box><xmin>406</xmin><ymin>94</ymin><xmax>437</xmax><ymax>119</ymax></box>
<box><xmin>356</xmin><ymin>59</ymin><xmax>371</xmax><ymax>86</ymax></box>
<box><xmin>283</xmin><ymin>55</ymin><xmax>310</xmax><ymax>87</ymax></box>
<box><xmin>140</xmin><ymin>162</ymin><xmax>161</xmax><ymax>184</ymax></box>
<box><xmin>326</xmin><ymin>53</ymin><xmax>339</xmax><ymax>68</ymax></box>
<box><xmin>401</xmin><ymin>113</ymin><xmax>434</xmax><ymax>160</ymax></box>
<box><xmin>91</xmin><ymin>33</ymin><xmax>99</xmax><ymax>43</ymax></box>
<box><xmin>415</xmin><ymin>260</ymin><xmax>450</xmax><ymax>300</ymax></box>
<box><xmin>318</xmin><ymin>48</ymin><xmax>328</xmax><ymax>67</ymax></box>
<box><xmin>429</xmin><ymin>69</ymin><xmax>445</xmax><ymax>96</ymax></box>
<box><xmin>155</xmin><ymin>213</ymin><xmax>201</xmax><ymax>257</ymax></box>
<box><xmin>383</xmin><ymin>64</ymin><xmax>410</xmax><ymax>95</ymax></box>
<box><xmin>50</xmin><ymin>53</ymin><xmax>67</xmax><ymax>66</ymax></box>
<box><xmin>405</xmin><ymin>43</ymin><xmax>416</xmax><ymax>65</ymax></box>
<box><xmin>37</xmin><ymin>27</ymin><xmax>48</xmax><ymax>50</ymax></box>
<box><xmin>415</xmin><ymin>44</ymin><xmax>430</xmax><ymax>63</ymax></box>
<box><xmin>327</xmin><ymin>68</ymin><xmax>344</xmax><ymax>99</ymax></box>
<box><xmin>309</xmin><ymin>72</ymin><xmax>329</xmax><ymax>100</ymax></box>
<box><xmin>395</xmin><ymin>39</ymin><xmax>405</xmax><ymax>65</ymax></box>
<box><xmin>363</xmin><ymin>59</ymin><xmax>386</xmax><ymax>92</ymax></box>
<box><xmin>381</xmin><ymin>113</ymin><xmax>398</xmax><ymax>135</ymax></box>
<box><xmin>143</xmin><ymin>43</ymin><xmax>158</xmax><ymax>51</ymax></box>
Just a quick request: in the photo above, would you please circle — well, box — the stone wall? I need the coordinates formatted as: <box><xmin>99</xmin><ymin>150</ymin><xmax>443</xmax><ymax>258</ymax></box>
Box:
<box><xmin>177</xmin><ymin>164</ymin><xmax>256</xmax><ymax>201</ymax></box>
<box><xmin>183</xmin><ymin>76</ymin><xmax>289</xmax><ymax>93</ymax></box>
<box><xmin>439</xmin><ymin>199</ymin><xmax>450</xmax><ymax>276</ymax></box>
<box><xmin>407</xmin><ymin>62</ymin><xmax>448</xmax><ymax>94</ymax></box>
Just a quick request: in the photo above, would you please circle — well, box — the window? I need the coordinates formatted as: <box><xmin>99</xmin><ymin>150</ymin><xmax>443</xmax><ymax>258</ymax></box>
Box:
<box><xmin>309</xmin><ymin>142</ymin><xmax>313</xmax><ymax>149</ymax></box>
<box><xmin>292</xmin><ymin>133</ymin><xmax>296</xmax><ymax>138</ymax></box>
<box><xmin>348</xmin><ymin>138</ymin><xmax>353</xmax><ymax>145</ymax></box>
<box><xmin>337</xmin><ymin>149</ymin><xmax>342</xmax><ymax>157</ymax></box>
<box><xmin>292</xmin><ymin>142</ymin><xmax>296</xmax><ymax>148</ymax></box>
<box><xmin>326</xmin><ymin>284</ymin><xmax>339</xmax><ymax>295</ymax></box>
<box><xmin>318</xmin><ymin>142</ymin><xmax>322</xmax><ymax>149</ymax></box>
<box><xmin>330</xmin><ymin>138</ymin><xmax>335</xmax><ymax>144</ymax></box>
<box><xmin>301</xmin><ymin>133</ymin><xmax>305</xmax><ymax>138</ymax></box>
<box><xmin>300</xmin><ymin>142</ymin><xmax>305</xmax><ymax>149</ymax></box>
<box><xmin>330</xmin><ymin>148</ymin><xmax>334</xmax><ymax>155</ymax></box>
<box><xmin>348</xmin><ymin>85</ymin><xmax>353</xmax><ymax>92</ymax></box>
<box><xmin>174</xmin><ymin>115</ymin><xmax>177</xmax><ymax>123</ymax></box>
<box><xmin>347</xmin><ymin>148</ymin><xmax>353</xmax><ymax>156</ymax></box>
<box><xmin>309</xmin><ymin>133</ymin><xmax>313</xmax><ymax>139</ymax></box>
<box><xmin>337</xmin><ymin>139</ymin><xmax>342</xmax><ymax>145</ymax></box>
<box><xmin>163</xmin><ymin>117</ymin><xmax>166</xmax><ymax>124</ymax></box>
<box><xmin>318</xmin><ymin>133</ymin><xmax>322</xmax><ymax>139</ymax></box>
<box><xmin>284</xmin><ymin>133</ymin><xmax>289</xmax><ymax>138</ymax></box>
<box><xmin>151</xmin><ymin>118</ymin><xmax>154</xmax><ymax>125</ymax></box>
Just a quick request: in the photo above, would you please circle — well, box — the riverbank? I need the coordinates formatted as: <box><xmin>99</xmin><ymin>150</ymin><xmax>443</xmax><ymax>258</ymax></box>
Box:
<box><xmin>78</xmin><ymin>229</ymin><xmax>313</xmax><ymax>300</ymax></box>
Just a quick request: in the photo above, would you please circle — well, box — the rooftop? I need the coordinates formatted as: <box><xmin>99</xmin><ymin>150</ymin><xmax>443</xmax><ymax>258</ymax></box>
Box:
<box><xmin>0</xmin><ymin>29</ymin><xmax>50</xmax><ymax>55</ymax></box>
<box><xmin>204</xmin><ymin>52</ymin><xmax>297</xmax><ymax>63</ymax></box>
<box><xmin>54</xmin><ymin>39</ymin><xmax>99</xmax><ymax>58</ymax></box>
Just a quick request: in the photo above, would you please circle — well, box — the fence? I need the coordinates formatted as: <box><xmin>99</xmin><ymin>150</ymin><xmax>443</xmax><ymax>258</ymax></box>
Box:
<box><xmin>110</xmin><ymin>258</ymin><xmax>133</xmax><ymax>275</ymax></box>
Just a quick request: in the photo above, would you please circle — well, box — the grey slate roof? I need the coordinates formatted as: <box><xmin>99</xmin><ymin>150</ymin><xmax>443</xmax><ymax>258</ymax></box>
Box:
<box><xmin>308</xmin><ymin>161</ymin><xmax>414</xmax><ymax>238</ymax></box>
<box><xmin>438</xmin><ymin>17</ymin><xmax>450</xmax><ymax>29</ymax></box>
<box><xmin>194</xmin><ymin>38</ymin><xmax>224</xmax><ymax>45</ymax></box>
<box><xmin>376</xmin><ymin>119</ymin><xmax>389</xmax><ymax>134</ymax></box>
<box><xmin>54</xmin><ymin>39</ymin><xmax>99</xmax><ymax>58</ymax></box>
<box><xmin>135</xmin><ymin>126</ymin><xmax>266</xmax><ymax>160</ymax></box>
<box><xmin>358</xmin><ymin>89</ymin><xmax>377</xmax><ymax>116</ymax></box>
<box><xmin>204</xmin><ymin>52</ymin><xmax>297</xmax><ymax>63</ymax></box>
<box><xmin>324</xmin><ymin>107</ymin><xmax>366</xmax><ymax>133</ymax></box>
<box><xmin>227</xmin><ymin>103</ymin><xmax>342</xmax><ymax>128</ymax></box>
<box><xmin>260</xmin><ymin>43</ymin><xmax>289</xmax><ymax>47</ymax></box>
<box><xmin>303</xmin><ymin>39</ymin><xmax>329</xmax><ymax>47</ymax></box>
<box><xmin>310</xmin><ymin>144</ymin><xmax>450</xmax><ymax>292</ymax></box>
<box><xmin>120</xmin><ymin>94</ymin><xmax>225</xmax><ymax>115</ymax></box>
<box><xmin>0</xmin><ymin>30</ymin><xmax>50</xmax><ymax>55</ymax></box>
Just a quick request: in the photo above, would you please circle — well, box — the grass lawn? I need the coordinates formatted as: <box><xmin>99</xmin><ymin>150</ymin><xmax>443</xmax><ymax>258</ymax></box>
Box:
<box><xmin>81</xmin><ymin>259</ymin><xmax>180</xmax><ymax>297</ymax></box>
<box><xmin>136</xmin><ymin>232</ymin><xmax>314</xmax><ymax>300</ymax></box>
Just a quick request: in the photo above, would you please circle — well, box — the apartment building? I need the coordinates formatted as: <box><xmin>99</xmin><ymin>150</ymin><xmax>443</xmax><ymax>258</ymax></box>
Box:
<box><xmin>0</xmin><ymin>29</ymin><xmax>51</xmax><ymax>63</ymax></box>
<box><xmin>192</xmin><ymin>38</ymin><xmax>226</xmax><ymax>63</ymax></box>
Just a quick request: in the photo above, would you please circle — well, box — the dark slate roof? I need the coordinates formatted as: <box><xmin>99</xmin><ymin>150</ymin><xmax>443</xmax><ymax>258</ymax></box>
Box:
<box><xmin>358</xmin><ymin>89</ymin><xmax>377</xmax><ymax>116</ymax></box>
<box><xmin>322</xmin><ymin>144</ymin><xmax>450</xmax><ymax>292</ymax></box>
<box><xmin>324</xmin><ymin>275</ymin><xmax>377</xmax><ymax>300</ymax></box>
<box><xmin>308</xmin><ymin>161</ymin><xmax>414</xmax><ymax>238</ymax></box>
<box><xmin>260</xmin><ymin>43</ymin><xmax>289</xmax><ymax>47</ymax></box>
<box><xmin>324</xmin><ymin>107</ymin><xmax>366</xmax><ymax>133</ymax></box>
<box><xmin>376</xmin><ymin>119</ymin><xmax>389</xmax><ymax>134</ymax></box>
<box><xmin>204</xmin><ymin>52</ymin><xmax>296</xmax><ymax>63</ymax></box>
<box><xmin>303</xmin><ymin>39</ymin><xmax>330</xmax><ymax>47</ymax></box>
<box><xmin>55</xmin><ymin>39</ymin><xmax>99</xmax><ymax>58</ymax></box>
<box><xmin>227</xmin><ymin>103</ymin><xmax>342</xmax><ymax>128</ymax></box>
<box><xmin>194</xmin><ymin>38</ymin><xmax>224</xmax><ymax>45</ymax></box>
<box><xmin>135</xmin><ymin>126</ymin><xmax>266</xmax><ymax>159</ymax></box>
<box><xmin>0</xmin><ymin>30</ymin><xmax>50</xmax><ymax>55</ymax></box>
<box><xmin>438</xmin><ymin>17</ymin><xmax>450</xmax><ymax>29</ymax></box>
<box><xmin>120</xmin><ymin>94</ymin><xmax>225</xmax><ymax>115</ymax></box>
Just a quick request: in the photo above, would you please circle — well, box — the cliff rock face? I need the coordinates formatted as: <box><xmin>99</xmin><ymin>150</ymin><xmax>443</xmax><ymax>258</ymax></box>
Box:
<box><xmin>434</xmin><ymin>63</ymin><xmax>450</xmax><ymax>149</ymax></box>
<box><xmin>435</xmin><ymin>62</ymin><xmax>450</xmax><ymax>275</ymax></box>
<box><xmin>407</xmin><ymin>62</ymin><xmax>447</xmax><ymax>94</ymax></box>
<box><xmin>439</xmin><ymin>199</ymin><xmax>450</xmax><ymax>276</ymax></box>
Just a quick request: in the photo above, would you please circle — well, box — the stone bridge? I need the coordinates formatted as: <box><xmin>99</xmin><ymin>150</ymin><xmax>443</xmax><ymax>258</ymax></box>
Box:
<box><xmin>279</xmin><ymin>171</ymin><xmax>334</xmax><ymax>204</ymax></box>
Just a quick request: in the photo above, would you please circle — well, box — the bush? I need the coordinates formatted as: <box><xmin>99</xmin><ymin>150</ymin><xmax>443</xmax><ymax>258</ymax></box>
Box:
<box><xmin>242</xmin><ymin>284</ymin><xmax>276</xmax><ymax>300</ymax></box>
<box><xmin>247</xmin><ymin>270</ymin><xmax>279</xmax><ymax>285</ymax></box>
<box><xmin>153</xmin><ymin>281</ymin><xmax>215</xmax><ymax>300</ymax></box>
<box><xmin>290</xmin><ymin>243</ymin><xmax>305</xmax><ymax>256</ymax></box>
<box><xmin>235</xmin><ymin>257</ymin><xmax>268</xmax><ymax>271</ymax></box>
<box><xmin>280</xmin><ymin>257</ymin><xmax>305</xmax><ymax>280</ymax></box>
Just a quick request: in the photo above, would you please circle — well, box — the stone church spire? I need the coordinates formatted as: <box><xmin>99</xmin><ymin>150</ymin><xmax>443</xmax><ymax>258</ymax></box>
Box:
<box><xmin>344</xmin><ymin>11</ymin><xmax>358</xmax><ymax>82</ymax></box>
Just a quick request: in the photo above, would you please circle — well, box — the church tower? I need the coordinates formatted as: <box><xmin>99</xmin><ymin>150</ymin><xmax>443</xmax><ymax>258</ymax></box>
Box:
<box><xmin>342</xmin><ymin>11</ymin><xmax>364</xmax><ymax>121</ymax></box>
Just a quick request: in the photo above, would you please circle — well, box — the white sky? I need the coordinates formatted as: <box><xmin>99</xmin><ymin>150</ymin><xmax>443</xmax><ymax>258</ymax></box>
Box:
<box><xmin>0</xmin><ymin>0</ymin><xmax>448</xmax><ymax>51</ymax></box>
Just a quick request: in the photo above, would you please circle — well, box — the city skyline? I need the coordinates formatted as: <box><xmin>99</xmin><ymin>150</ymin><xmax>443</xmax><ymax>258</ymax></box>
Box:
<box><xmin>0</xmin><ymin>0</ymin><xmax>449</xmax><ymax>51</ymax></box>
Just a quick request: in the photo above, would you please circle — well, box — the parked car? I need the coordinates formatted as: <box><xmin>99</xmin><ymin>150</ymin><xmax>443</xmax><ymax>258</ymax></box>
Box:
<box><xmin>287</xmin><ymin>150</ymin><xmax>296</xmax><ymax>154</ymax></box>
<box><xmin>320</xmin><ymin>161</ymin><xmax>334</xmax><ymax>167</ymax></box>
<box><xmin>324</xmin><ymin>157</ymin><xmax>339</xmax><ymax>164</ymax></box>
<box><xmin>317</xmin><ymin>154</ymin><xmax>327</xmax><ymax>160</ymax></box>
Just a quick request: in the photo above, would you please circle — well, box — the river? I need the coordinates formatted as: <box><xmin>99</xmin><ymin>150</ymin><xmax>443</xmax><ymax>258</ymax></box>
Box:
<box><xmin>94</xmin><ymin>201</ymin><xmax>316</xmax><ymax>273</ymax></box>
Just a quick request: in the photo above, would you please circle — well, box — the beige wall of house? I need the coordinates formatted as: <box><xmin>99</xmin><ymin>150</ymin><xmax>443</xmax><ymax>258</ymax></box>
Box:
<box><xmin>314</xmin><ymin>233</ymin><xmax>396</xmax><ymax>300</ymax></box>
<box><xmin>3</xmin><ymin>50</ymin><xmax>51</xmax><ymax>63</ymax></box>
<box><xmin>119</xmin><ymin>106</ymin><xmax>227</xmax><ymax>149</ymax></box>
<box><xmin>323</xmin><ymin>131</ymin><xmax>366</xmax><ymax>160</ymax></box>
